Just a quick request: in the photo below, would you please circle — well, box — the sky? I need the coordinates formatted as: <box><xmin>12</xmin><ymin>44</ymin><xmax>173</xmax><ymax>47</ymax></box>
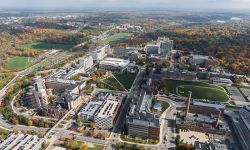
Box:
<box><xmin>1</xmin><ymin>0</ymin><xmax>250</xmax><ymax>10</ymax></box>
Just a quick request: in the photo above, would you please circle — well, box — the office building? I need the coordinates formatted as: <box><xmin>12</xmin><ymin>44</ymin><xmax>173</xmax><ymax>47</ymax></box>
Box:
<box><xmin>211</xmin><ymin>78</ymin><xmax>233</xmax><ymax>86</ymax></box>
<box><xmin>144</xmin><ymin>37</ymin><xmax>173</xmax><ymax>57</ymax></box>
<box><xmin>56</xmin><ymin>81</ymin><xmax>86</xmax><ymax>110</ymax></box>
<box><xmin>127</xmin><ymin>91</ymin><xmax>161</xmax><ymax>140</ymax></box>
<box><xmin>157</xmin><ymin>37</ymin><xmax>173</xmax><ymax>56</ymax></box>
<box><xmin>0</xmin><ymin>133</ymin><xmax>45</xmax><ymax>150</ymax></box>
<box><xmin>90</xmin><ymin>45</ymin><xmax>111</xmax><ymax>61</ymax></box>
<box><xmin>99</xmin><ymin>57</ymin><xmax>130</xmax><ymax>71</ymax></box>
<box><xmin>77</xmin><ymin>92</ymin><xmax>125</xmax><ymax>130</ymax></box>
<box><xmin>25</xmin><ymin>76</ymin><xmax>49</xmax><ymax>108</ymax></box>
<box><xmin>78</xmin><ymin>55</ymin><xmax>94</xmax><ymax>72</ymax></box>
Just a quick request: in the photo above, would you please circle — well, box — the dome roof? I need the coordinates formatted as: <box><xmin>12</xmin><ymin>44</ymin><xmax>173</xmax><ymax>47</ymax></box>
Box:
<box><xmin>153</xmin><ymin>103</ymin><xmax>162</xmax><ymax>111</ymax></box>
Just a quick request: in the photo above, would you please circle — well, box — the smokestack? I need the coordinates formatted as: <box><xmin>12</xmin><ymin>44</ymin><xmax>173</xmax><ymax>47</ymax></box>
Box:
<box><xmin>184</xmin><ymin>91</ymin><xmax>192</xmax><ymax>120</ymax></box>
<box><xmin>215</xmin><ymin>110</ymin><xmax>221</xmax><ymax>128</ymax></box>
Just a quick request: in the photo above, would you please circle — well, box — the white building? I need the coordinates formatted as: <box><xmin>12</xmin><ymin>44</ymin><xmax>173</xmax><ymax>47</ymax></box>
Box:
<box><xmin>79</xmin><ymin>55</ymin><xmax>94</xmax><ymax>72</ymax></box>
<box><xmin>78</xmin><ymin>100</ymin><xmax>103</xmax><ymax>122</ymax></box>
<box><xmin>94</xmin><ymin>94</ymin><xmax>121</xmax><ymax>129</ymax></box>
<box><xmin>211</xmin><ymin>78</ymin><xmax>233</xmax><ymax>86</ymax></box>
<box><xmin>0</xmin><ymin>133</ymin><xmax>45</xmax><ymax>150</ymax></box>
<box><xmin>77</xmin><ymin>92</ymin><xmax>124</xmax><ymax>130</ymax></box>
<box><xmin>99</xmin><ymin>57</ymin><xmax>130</xmax><ymax>71</ymax></box>
<box><xmin>144</xmin><ymin>37</ymin><xmax>173</xmax><ymax>57</ymax></box>
<box><xmin>90</xmin><ymin>45</ymin><xmax>112</xmax><ymax>61</ymax></box>
<box><xmin>157</xmin><ymin>37</ymin><xmax>173</xmax><ymax>56</ymax></box>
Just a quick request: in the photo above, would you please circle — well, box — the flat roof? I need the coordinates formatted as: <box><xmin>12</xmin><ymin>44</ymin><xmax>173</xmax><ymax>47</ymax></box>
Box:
<box><xmin>79</xmin><ymin>101</ymin><xmax>103</xmax><ymax>116</ymax></box>
<box><xmin>99</xmin><ymin>57</ymin><xmax>130</xmax><ymax>68</ymax></box>
<box><xmin>0</xmin><ymin>133</ymin><xmax>45</xmax><ymax>150</ymax></box>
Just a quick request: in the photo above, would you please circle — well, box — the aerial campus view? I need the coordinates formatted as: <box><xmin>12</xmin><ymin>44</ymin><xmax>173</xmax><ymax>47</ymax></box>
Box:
<box><xmin>0</xmin><ymin>0</ymin><xmax>250</xmax><ymax>150</ymax></box>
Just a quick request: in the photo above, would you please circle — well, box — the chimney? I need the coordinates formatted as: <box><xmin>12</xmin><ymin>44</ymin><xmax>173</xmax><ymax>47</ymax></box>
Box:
<box><xmin>184</xmin><ymin>91</ymin><xmax>192</xmax><ymax>120</ymax></box>
<box><xmin>215</xmin><ymin>110</ymin><xmax>221</xmax><ymax>128</ymax></box>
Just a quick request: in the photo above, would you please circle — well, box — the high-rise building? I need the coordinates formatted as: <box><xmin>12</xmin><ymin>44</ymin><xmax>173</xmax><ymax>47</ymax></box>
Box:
<box><xmin>79</xmin><ymin>55</ymin><xmax>94</xmax><ymax>72</ymax></box>
<box><xmin>157</xmin><ymin>37</ymin><xmax>173</xmax><ymax>56</ymax></box>
<box><xmin>26</xmin><ymin>76</ymin><xmax>49</xmax><ymax>108</ymax></box>
<box><xmin>90</xmin><ymin>45</ymin><xmax>112</xmax><ymax>61</ymax></box>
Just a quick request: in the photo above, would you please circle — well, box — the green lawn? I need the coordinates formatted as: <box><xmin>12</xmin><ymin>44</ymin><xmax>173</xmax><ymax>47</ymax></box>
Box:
<box><xmin>7</xmin><ymin>56</ymin><xmax>32</xmax><ymax>70</ymax></box>
<box><xmin>22</xmin><ymin>42</ymin><xmax>74</xmax><ymax>51</ymax></box>
<box><xmin>103</xmin><ymin>77</ymin><xmax>123</xmax><ymax>90</ymax></box>
<box><xmin>164</xmin><ymin>79</ymin><xmax>228</xmax><ymax>102</ymax></box>
<box><xmin>177</xmin><ymin>85</ymin><xmax>228</xmax><ymax>102</ymax></box>
<box><xmin>106</xmin><ymin>33</ymin><xmax>132</xmax><ymax>43</ymax></box>
<box><xmin>114</xmin><ymin>72</ymin><xmax>137</xmax><ymax>90</ymax></box>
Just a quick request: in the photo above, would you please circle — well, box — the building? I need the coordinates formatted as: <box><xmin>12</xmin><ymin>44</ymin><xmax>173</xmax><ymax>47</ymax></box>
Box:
<box><xmin>78</xmin><ymin>100</ymin><xmax>103</xmax><ymax>122</ymax></box>
<box><xmin>194</xmin><ymin>141</ymin><xmax>215</xmax><ymax>150</ymax></box>
<box><xmin>77</xmin><ymin>92</ymin><xmax>125</xmax><ymax>129</ymax></box>
<box><xmin>157</xmin><ymin>37</ymin><xmax>173</xmax><ymax>56</ymax></box>
<box><xmin>127</xmin><ymin>91</ymin><xmax>161</xmax><ymax>140</ymax></box>
<box><xmin>190</xmin><ymin>55</ymin><xmax>215</xmax><ymax>66</ymax></box>
<box><xmin>25</xmin><ymin>76</ymin><xmax>49</xmax><ymax>108</ymax></box>
<box><xmin>211</xmin><ymin>78</ymin><xmax>233</xmax><ymax>86</ymax></box>
<box><xmin>94</xmin><ymin>94</ymin><xmax>122</xmax><ymax>129</ymax></box>
<box><xmin>78</xmin><ymin>55</ymin><xmax>94</xmax><ymax>72</ymax></box>
<box><xmin>144</xmin><ymin>37</ymin><xmax>173</xmax><ymax>57</ymax></box>
<box><xmin>144</xmin><ymin>45</ymin><xmax>160</xmax><ymax>55</ymax></box>
<box><xmin>0</xmin><ymin>133</ymin><xmax>45</xmax><ymax>150</ymax></box>
<box><xmin>228</xmin><ymin>106</ymin><xmax>250</xmax><ymax>150</ymax></box>
<box><xmin>99</xmin><ymin>57</ymin><xmax>130</xmax><ymax>71</ymax></box>
<box><xmin>56</xmin><ymin>81</ymin><xmax>86</xmax><ymax>110</ymax></box>
<box><xmin>176</xmin><ymin>92</ymin><xmax>228</xmax><ymax>135</ymax></box>
<box><xmin>90</xmin><ymin>45</ymin><xmax>111</xmax><ymax>61</ymax></box>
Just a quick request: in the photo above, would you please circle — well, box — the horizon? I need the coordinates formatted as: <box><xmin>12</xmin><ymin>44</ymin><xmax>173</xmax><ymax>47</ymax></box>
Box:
<box><xmin>1</xmin><ymin>0</ymin><xmax>250</xmax><ymax>10</ymax></box>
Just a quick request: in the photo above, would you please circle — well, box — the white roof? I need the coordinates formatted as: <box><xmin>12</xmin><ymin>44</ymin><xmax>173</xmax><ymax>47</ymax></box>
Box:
<box><xmin>99</xmin><ymin>57</ymin><xmax>130</xmax><ymax>68</ymax></box>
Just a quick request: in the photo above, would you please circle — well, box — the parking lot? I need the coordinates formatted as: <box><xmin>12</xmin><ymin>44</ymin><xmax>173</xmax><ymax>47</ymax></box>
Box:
<box><xmin>226</xmin><ymin>87</ymin><xmax>247</xmax><ymax>102</ymax></box>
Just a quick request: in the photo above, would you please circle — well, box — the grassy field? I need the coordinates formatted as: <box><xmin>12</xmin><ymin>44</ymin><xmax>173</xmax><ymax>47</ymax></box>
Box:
<box><xmin>114</xmin><ymin>72</ymin><xmax>137</xmax><ymax>90</ymax></box>
<box><xmin>106</xmin><ymin>33</ymin><xmax>132</xmax><ymax>43</ymax></box>
<box><xmin>103</xmin><ymin>77</ymin><xmax>123</xmax><ymax>90</ymax></box>
<box><xmin>22</xmin><ymin>42</ymin><xmax>74</xmax><ymax>51</ymax></box>
<box><xmin>0</xmin><ymin>73</ymin><xmax>15</xmax><ymax>90</ymax></box>
<box><xmin>178</xmin><ymin>85</ymin><xmax>228</xmax><ymax>102</ymax></box>
<box><xmin>164</xmin><ymin>79</ymin><xmax>228</xmax><ymax>102</ymax></box>
<box><xmin>7</xmin><ymin>56</ymin><xmax>33</xmax><ymax>70</ymax></box>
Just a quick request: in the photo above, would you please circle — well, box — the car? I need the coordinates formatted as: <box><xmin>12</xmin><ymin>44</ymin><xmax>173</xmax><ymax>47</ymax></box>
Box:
<box><xmin>164</xmin><ymin>135</ymin><xmax>168</xmax><ymax>141</ymax></box>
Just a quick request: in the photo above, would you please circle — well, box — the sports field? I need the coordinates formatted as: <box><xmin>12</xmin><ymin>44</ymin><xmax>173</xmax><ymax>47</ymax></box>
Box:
<box><xmin>7</xmin><ymin>56</ymin><xmax>33</xmax><ymax>70</ymax></box>
<box><xmin>164</xmin><ymin>79</ymin><xmax>228</xmax><ymax>102</ymax></box>
<box><xmin>22</xmin><ymin>42</ymin><xmax>74</xmax><ymax>50</ymax></box>
<box><xmin>106</xmin><ymin>33</ymin><xmax>132</xmax><ymax>43</ymax></box>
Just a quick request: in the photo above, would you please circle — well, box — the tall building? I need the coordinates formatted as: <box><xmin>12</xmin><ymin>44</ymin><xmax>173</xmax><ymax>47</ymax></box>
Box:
<box><xmin>157</xmin><ymin>37</ymin><xmax>173</xmax><ymax>56</ymax></box>
<box><xmin>79</xmin><ymin>55</ymin><xmax>94</xmax><ymax>72</ymax></box>
<box><xmin>144</xmin><ymin>37</ymin><xmax>173</xmax><ymax>57</ymax></box>
<box><xmin>90</xmin><ymin>45</ymin><xmax>112</xmax><ymax>61</ymax></box>
<box><xmin>26</xmin><ymin>76</ymin><xmax>49</xmax><ymax>108</ymax></box>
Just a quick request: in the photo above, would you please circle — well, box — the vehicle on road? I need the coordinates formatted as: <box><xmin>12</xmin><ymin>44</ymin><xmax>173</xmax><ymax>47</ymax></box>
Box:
<box><xmin>164</xmin><ymin>135</ymin><xmax>168</xmax><ymax>141</ymax></box>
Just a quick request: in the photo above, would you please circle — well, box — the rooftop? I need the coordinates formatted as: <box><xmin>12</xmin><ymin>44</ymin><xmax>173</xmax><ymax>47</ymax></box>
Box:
<box><xmin>99</xmin><ymin>57</ymin><xmax>130</xmax><ymax>68</ymax></box>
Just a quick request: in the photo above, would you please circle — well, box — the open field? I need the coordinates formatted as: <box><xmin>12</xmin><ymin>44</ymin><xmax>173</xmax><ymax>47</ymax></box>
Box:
<box><xmin>102</xmin><ymin>76</ymin><xmax>123</xmax><ymax>90</ymax></box>
<box><xmin>165</xmin><ymin>79</ymin><xmax>228</xmax><ymax>102</ymax></box>
<box><xmin>178</xmin><ymin>85</ymin><xmax>228</xmax><ymax>102</ymax></box>
<box><xmin>114</xmin><ymin>72</ymin><xmax>137</xmax><ymax>90</ymax></box>
<box><xmin>22</xmin><ymin>42</ymin><xmax>74</xmax><ymax>51</ymax></box>
<box><xmin>106</xmin><ymin>33</ymin><xmax>132</xmax><ymax>43</ymax></box>
<box><xmin>7</xmin><ymin>56</ymin><xmax>33</xmax><ymax>70</ymax></box>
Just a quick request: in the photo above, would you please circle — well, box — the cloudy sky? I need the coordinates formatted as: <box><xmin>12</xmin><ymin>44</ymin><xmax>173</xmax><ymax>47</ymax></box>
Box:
<box><xmin>1</xmin><ymin>0</ymin><xmax>250</xmax><ymax>9</ymax></box>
